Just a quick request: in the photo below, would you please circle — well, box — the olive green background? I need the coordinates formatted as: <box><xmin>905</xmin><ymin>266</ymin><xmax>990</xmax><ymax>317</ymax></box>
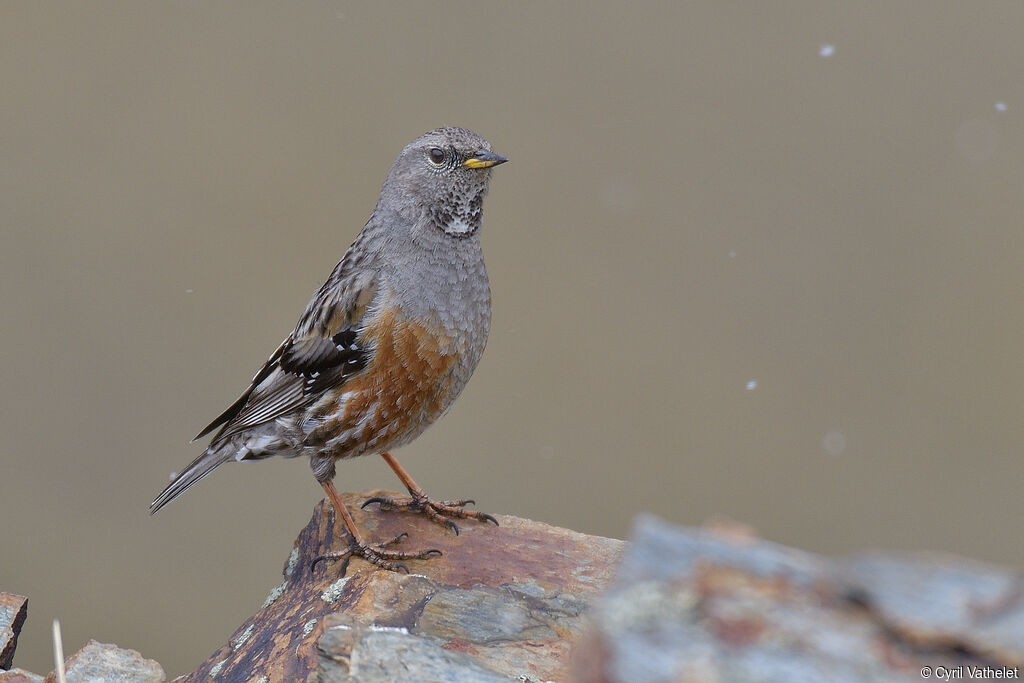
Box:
<box><xmin>3</xmin><ymin>2</ymin><xmax>1022</xmax><ymax>676</ymax></box>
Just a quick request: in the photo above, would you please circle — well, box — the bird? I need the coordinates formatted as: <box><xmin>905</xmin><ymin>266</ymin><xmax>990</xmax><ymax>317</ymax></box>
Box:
<box><xmin>151</xmin><ymin>126</ymin><xmax>507</xmax><ymax>573</ymax></box>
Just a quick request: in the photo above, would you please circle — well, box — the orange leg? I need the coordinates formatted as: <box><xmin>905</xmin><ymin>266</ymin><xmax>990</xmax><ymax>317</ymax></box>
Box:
<box><xmin>362</xmin><ymin>451</ymin><xmax>498</xmax><ymax>535</ymax></box>
<box><xmin>312</xmin><ymin>479</ymin><xmax>441</xmax><ymax>574</ymax></box>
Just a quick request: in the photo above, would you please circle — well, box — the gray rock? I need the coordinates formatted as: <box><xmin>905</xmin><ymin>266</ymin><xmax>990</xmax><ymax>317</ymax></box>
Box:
<box><xmin>573</xmin><ymin>515</ymin><xmax>1022</xmax><ymax>683</ymax></box>
<box><xmin>617</xmin><ymin>514</ymin><xmax>830</xmax><ymax>587</ymax></box>
<box><xmin>62</xmin><ymin>640</ymin><xmax>164</xmax><ymax>683</ymax></box>
<box><xmin>319</xmin><ymin>617</ymin><xmax>513</xmax><ymax>683</ymax></box>
<box><xmin>415</xmin><ymin>586</ymin><xmax>559</xmax><ymax>644</ymax></box>
<box><xmin>843</xmin><ymin>552</ymin><xmax>1024</xmax><ymax>665</ymax></box>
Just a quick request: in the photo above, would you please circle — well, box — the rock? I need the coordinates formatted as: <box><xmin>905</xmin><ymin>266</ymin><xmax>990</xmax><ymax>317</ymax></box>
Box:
<box><xmin>572</xmin><ymin>514</ymin><xmax>1024</xmax><ymax>683</ymax></box>
<box><xmin>0</xmin><ymin>670</ymin><xmax>43</xmax><ymax>683</ymax></box>
<box><xmin>186</xmin><ymin>490</ymin><xmax>624</xmax><ymax>681</ymax></box>
<box><xmin>843</xmin><ymin>552</ymin><xmax>1024</xmax><ymax>666</ymax></box>
<box><xmin>0</xmin><ymin>598</ymin><xmax>163</xmax><ymax>683</ymax></box>
<box><xmin>318</xmin><ymin>614</ymin><xmax>514</xmax><ymax>683</ymax></box>
<box><xmin>44</xmin><ymin>640</ymin><xmax>165</xmax><ymax>683</ymax></box>
<box><xmin>0</xmin><ymin>593</ymin><xmax>28</xmax><ymax>671</ymax></box>
<box><xmin>8</xmin><ymin>494</ymin><xmax>1024</xmax><ymax>682</ymax></box>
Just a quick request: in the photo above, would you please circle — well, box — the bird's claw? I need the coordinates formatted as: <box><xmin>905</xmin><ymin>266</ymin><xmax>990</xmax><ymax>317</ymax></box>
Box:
<box><xmin>311</xmin><ymin>531</ymin><xmax>441</xmax><ymax>575</ymax></box>
<box><xmin>361</xmin><ymin>492</ymin><xmax>499</xmax><ymax>534</ymax></box>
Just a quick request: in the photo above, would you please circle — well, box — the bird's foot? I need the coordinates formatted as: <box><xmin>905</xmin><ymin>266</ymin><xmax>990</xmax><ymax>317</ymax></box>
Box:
<box><xmin>362</xmin><ymin>492</ymin><xmax>498</xmax><ymax>535</ymax></box>
<box><xmin>311</xmin><ymin>532</ymin><xmax>441</xmax><ymax>575</ymax></box>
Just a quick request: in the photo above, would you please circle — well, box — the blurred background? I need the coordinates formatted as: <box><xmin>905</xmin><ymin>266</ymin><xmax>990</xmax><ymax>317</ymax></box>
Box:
<box><xmin>2</xmin><ymin>1</ymin><xmax>1022</xmax><ymax>676</ymax></box>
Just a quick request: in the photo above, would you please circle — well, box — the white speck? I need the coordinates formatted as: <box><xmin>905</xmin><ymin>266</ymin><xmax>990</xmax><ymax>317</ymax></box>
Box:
<box><xmin>745</xmin><ymin>380</ymin><xmax>758</xmax><ymax>391</ymax></box>
<box><xmin>285</xmin><ymin>547</ymin><xmax>299</xmax><ymax>577</ymax></box>
<box><xmin>256</xmin><ymin>678</ymin><xmax>268</xmax><ymax>683</ymax></box>
<box><xmin>368</xmin><ymin>624</ymin><xmax>409</xmax><ymax>634</ymax></box>
<box><xmin>262</xmin><ymin>580</ymin><xmax>287</xmax><ymax>608</ymax></box>
<box><xmin>819</xmin><ymin>44</ymin><xmax>835</xmax><ymax>58</ymax></box>
<box><xmin>446</xmin><ymin>216</ymin><xmax>475</xmax><ymax>235</ymax></box>
<box><xmin>822</xmin><ymin>430</ymin><xmax>847</xmax><ymax>457</ymax></box>
<box><xmin>995</xmin><ymin>101</ymin><xmax>1008</xmax><ymax>112</ymax></box>
<box><xmin>728</xmin><ymin>250</ymin><xmax>736</xmax><ymax>258</ymax></box>
<box><xmin>185</xmin><ymin>288</ymin><xmax>194</xmax><ymax>294</ymax></box>
<box><xmin>539</xmin><ymin>445</ymin><xmax>555</xmax><ymax>461</ymax></box>
<box><xmin>321</xmin><ymin>576</ymin><xmax>351</xmax><ymax>603</ymax></box>
<box><xmin>209</xmin><ymin>659</ymin><xmax>226</xmax><ymax>678</ymax></box>
<box><xmin>302</xmin><ymin>618</ymin><xmax>318</xmax><ymax>637</ymax></box>
<box><xmin>231</xmin><ymin>624</ymin><xmax>255</xmax><ymax>650</ymax></box>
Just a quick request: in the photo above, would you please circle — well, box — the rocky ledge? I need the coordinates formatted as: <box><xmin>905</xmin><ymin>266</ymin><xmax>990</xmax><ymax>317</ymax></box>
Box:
<box><xmin>4</xmin><ymin>490</ymin><xmax>1024</xmax><ymax>682</ymax></box>
<box><xmin>189</xmin><ymin>489</ymin><xmax>623</xmax><ymax>682</ymax></box>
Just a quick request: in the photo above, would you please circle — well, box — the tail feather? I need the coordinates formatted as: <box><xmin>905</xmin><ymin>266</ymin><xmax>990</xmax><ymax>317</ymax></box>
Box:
<box><xmin>150</xmin><ymin>446</ymin><xmax>233</xmax><ymax>515</ymax></box>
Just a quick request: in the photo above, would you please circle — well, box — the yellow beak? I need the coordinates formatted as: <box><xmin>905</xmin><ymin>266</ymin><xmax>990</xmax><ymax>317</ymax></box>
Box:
<box><xmin>463</xmin><ymin>151</ymin><xmax>509</xmax><ymax>169</ymax></box>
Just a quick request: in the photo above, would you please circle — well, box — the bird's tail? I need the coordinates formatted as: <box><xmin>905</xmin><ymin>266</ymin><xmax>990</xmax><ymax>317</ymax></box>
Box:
<box><xmin>150</xmin><ymin>444</ymin><xmax>233</xmax><ymax>515</ymax></box>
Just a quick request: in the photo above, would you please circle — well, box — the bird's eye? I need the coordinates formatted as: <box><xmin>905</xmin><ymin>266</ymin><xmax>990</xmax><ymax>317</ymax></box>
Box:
<box><xmin>428</xmin><ymin>147</ymin><xmax>446</xmax><ymax>165</ymax></box>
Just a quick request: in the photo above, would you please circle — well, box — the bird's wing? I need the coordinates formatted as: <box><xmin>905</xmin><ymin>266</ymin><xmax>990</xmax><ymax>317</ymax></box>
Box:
<box><xmin>195</xmin><ymin>244</ymin><xmax>379</xmax><ymax>443</ymax></box>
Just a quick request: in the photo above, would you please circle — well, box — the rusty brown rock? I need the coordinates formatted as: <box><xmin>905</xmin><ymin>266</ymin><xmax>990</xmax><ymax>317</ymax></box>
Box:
<box><xmin>186</xmin><ymin>490</ymin><xmax>624</xmax><ymax>682</ymax></box>
<box><xmin>0</xmin><ymin>670</ymin><xmax>42</xmax><ymax>683</ymax></box>
<box><xmin>0</xmin><ymin>593</ymin><xmax>27</xmax><ymax>671</ymax></box>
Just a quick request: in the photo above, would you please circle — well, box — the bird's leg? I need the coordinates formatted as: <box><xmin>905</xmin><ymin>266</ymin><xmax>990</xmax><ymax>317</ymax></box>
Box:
<box><xmin>362</xmin><ymin>452</ymin><xmax>498</xmax><ymax>535</ymax></box>
<box><xmin>312</xmin><ymin>479</ymin><xmax>441</xmax><ymax>574</ymax></box>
